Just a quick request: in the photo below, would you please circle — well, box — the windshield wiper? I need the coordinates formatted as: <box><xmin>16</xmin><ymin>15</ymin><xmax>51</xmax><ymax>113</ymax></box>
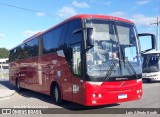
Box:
<box><xmin>125</xmin><ymin>58</ymin><xmax>139</xmax><ymax>79</ymax></box>
<box><xmin>104</xmin><ymin>60</ymin><xmax>119</xmax><ymax>81</ymax></box>
<box><xmin>120</xmin><ymin>43</ymin><xmax>139</xmax><ymax>79</ymax></box>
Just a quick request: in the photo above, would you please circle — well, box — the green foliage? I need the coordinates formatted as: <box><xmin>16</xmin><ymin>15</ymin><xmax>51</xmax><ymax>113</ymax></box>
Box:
<box><xmin>0</xmin><ymin>48</ymin><xmax>9</xmax><ymax>58</ymax></box>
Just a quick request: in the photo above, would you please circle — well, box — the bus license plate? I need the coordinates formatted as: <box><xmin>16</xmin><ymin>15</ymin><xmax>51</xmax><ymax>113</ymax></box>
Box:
<box><xmin>118</xmin><ymin>94</ymin><xmax>127</xmax><ymax>99</ymax></box>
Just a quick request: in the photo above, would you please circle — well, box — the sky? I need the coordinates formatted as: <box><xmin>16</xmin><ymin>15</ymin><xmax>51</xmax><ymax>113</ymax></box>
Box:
<box><xmin>0</xmin><ymin>0</ymin><xmax>159</xmax><ymax>50</ymax></box>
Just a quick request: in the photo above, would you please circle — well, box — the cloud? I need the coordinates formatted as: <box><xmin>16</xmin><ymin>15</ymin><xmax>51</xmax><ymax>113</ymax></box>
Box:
<box><xmin>56</xmin><ymin>6</ymin><xmax>77</xmax><ymax>18</ymax></box>
<box><xmin>130</xmin><ymin>14</ymin><xmax>157</xmax><ymax>26</ymax></box>
<box><xmin>135</xmin><ymin>0</ymin><xmax>151</xmax><ymax>5</ymax></box>
<box><xmin>72</xmin><ymin>1</ymin><xmax>90</xmax><ymax>8</ymax></box>
<box><xmin>22</xmin><ymin>30</ymin><xmax>43</xmax><ymax>37</ymax></box>
<box><xmin>0</xmin><ymin>33</ymin><xmax>5</xmax><ymax>39</ymax></box>
<box><xmin>108</xmin><ymin>11</ymin><xmax>158</xmax><ymax>27</ymax></box>
<box><xmin>36</xmin><ymin>12</ymin><xmax>46</xmax><ymax>17</ymax></box>
<box><xmin>108</xmin><ymin>11</ymin><xmax>127</xmax><ymax>18</ymax></box>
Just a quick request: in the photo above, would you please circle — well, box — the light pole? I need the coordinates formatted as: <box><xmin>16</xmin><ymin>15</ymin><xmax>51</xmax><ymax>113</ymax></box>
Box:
<box><xmin>0</xmin><ymin>63</ymin><xmax>4</xmax><ymax>78</ymax></box>
<box><xmin>150</xmin><ymin>17</ymin><xmax>160</xmax><ymax>51</ymax></box>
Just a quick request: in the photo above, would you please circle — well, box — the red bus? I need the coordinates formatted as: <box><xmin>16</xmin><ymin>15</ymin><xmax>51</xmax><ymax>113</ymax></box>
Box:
<box><xmin>9</xmin><ymin>14</ymin><xmax>155</xmax><ymax>106</ymax></box>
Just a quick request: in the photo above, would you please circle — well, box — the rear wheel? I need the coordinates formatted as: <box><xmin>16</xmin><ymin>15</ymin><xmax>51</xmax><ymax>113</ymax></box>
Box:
<box><xmin>52</xmin><ymin>84</ymin><xmax>62</xmax><ymax>105</ymax></box>
<box><xmin>16</xmin><ymin>78</ymin><xmax>22</xmax><ymax>92</ymax></box>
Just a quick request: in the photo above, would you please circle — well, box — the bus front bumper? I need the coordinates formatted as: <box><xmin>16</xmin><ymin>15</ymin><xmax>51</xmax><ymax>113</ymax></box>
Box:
<box><xmin>85</xmin><ymin>80</ymin><xmax>142</xmax><ymax>106</ymax></box>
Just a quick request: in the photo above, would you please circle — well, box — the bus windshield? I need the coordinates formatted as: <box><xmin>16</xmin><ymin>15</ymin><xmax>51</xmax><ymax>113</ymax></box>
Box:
<box><xmin>143</xmin><ymin>54</ymin><xmax>160</xmax><ymax>73</ymax></box>
<box><xmin>85</xmin><ymin>19</ymin><xmax>141</xmax><ymax>80</ymax></box>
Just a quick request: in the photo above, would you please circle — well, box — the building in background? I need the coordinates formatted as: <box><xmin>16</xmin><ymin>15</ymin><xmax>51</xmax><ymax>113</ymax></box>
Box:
<box><xmin>0</xmin><ymin>58</ymin><xmax>9</xmax><ymax>77</ymax></box>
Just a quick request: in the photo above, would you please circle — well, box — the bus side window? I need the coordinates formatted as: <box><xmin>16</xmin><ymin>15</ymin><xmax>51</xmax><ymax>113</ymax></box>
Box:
<box><xmin>64</xmin><ymin>19</ymin><xmax>83</xmax><ymax>77</ymax></box>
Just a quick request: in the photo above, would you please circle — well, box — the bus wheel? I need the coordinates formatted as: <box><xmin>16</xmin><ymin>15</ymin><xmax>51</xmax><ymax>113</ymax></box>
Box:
<box><xmin>53</xmin><ymin>84</ymin><xmax>62</xmax><ymax>105</ymax></box>
<box><xmin>146</xmin><ymin>79</ymin><xmax>151</xmax><ymax>83</ymax></box>
<box><xmin>16</xmin><ymin>78</ymin><xmax>22</xmax><ymax>92</ymax></box>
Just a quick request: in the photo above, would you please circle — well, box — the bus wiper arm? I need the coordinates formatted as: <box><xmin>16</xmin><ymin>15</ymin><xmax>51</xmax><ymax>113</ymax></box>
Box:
<box><xmin>120</xmin><ymin>45</ymin><xmax>138</xmax><ymax>79</ymax></box>
<box><xmin>125</xmin><ymin>58</ymin><xmax>138</xmax><ymax>79</ymax></box>
<box><xmin>104</xmin><ymin>60</ymin><xmax>119</xmax><ymax>81</ymax></box>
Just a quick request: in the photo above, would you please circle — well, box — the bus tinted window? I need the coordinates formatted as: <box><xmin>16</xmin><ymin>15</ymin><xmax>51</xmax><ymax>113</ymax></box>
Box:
<box><xmin>64</xmin><ymin>19</ymin><xmax>83</xmax><ymax>63</ymax></box>
<box><xmin>65</xmin><ymin>19</ymin><xmax>83</xmax><ymax>44</ymax></box>
<box><xmin>58</xmin><ymin>23</ymin><xmax>69</xmax><ymax>49</ymax></box>
<box><xmin>9</xmin><ymin>49</ymin><xmax>14</xmax><ymax>62</ymax></box>
<box><xmin>20</xmin><ymin>38</ymin><xmax>38</xmax><ymax>59</ymax></box>
<box><xmin>43</xmin><ymin>25</ymin><xmax>64</xmax><ymax>54</ymax></box>
<box><xmin>28</xmin><ymin>38</ymin><xmax>38</xmax><ymax>57</ymax></box>
<box><xmin>18</xmin><ymin>44</ymin><xmax>25</xmax><ymax>59</ymax></box>
<box><xmin>9</xmin><ymin>38</ymin><xmax>38</xmax><ymax>62</ymax></box>
<box><xmin>16</xmin><ymin>46</ymin><xmax>23</xmax><ymax>60</ymax></box>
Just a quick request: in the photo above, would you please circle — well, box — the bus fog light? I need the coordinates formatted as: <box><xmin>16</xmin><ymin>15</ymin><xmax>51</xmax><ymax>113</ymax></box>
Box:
<box><xmin>92</xmin><ymin>100</ymin><xmax>97</xmax><ymax>104</ymax></box>
<box><xmin>137</xmin><ymin>90</ymin><xmax>139</xmax><ymax>93</ymax></box>
<box><xmin>138</xmin><ymin>95</ymin><xmax>141</xmax><ymax>98</ymax></box>
<box><xmin>98</xmin><ymin>94</ymin><xmax>102</xmax><ymax>98</ymax></box>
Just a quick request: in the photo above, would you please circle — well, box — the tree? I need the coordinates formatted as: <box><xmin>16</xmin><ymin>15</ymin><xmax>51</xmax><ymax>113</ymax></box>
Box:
<box><xmin>0</xmin><ymin>48</ymin><xmax>9</xmax><ymax>58</ymax></box>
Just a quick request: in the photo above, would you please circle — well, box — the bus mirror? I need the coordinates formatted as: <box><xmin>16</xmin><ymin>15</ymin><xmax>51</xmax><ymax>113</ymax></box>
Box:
<box><xmin>87</xmin><ymin>28</ymin><xmax>94</xmax><ymax>47</ymax></box>
<box><xmin>138</xmin><ymin>33</ymin><xmax>156</xmax><ymax>53</ymax></box>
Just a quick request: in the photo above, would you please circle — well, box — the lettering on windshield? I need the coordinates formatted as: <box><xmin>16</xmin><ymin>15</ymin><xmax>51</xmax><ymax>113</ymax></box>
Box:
<box><xmin>116</xmin><ymin>78</ymin><xmax>128</xmax><ymax>80</ymax></box>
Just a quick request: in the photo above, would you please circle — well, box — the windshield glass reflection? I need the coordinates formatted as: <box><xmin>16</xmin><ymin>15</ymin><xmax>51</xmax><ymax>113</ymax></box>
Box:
<box><xmin>143</xmin><ymin>54</ymin><xmax>159</xmax><ymax>73</ymax></box>
<box><xmin>85</xmin><ymin>19</ymin><xmax>141</xmax><ymax>78</ymax></box>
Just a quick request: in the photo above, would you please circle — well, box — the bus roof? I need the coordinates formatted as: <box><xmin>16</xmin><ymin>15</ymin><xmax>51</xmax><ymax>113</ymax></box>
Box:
<box><xmin>0</xmin><ymin>58</ymin><xmax>8</xmax><ymax>62</ymax></box>
<box><xmin>11</xmin><ymin>14</ymin><xmax>134</xmax><ymax>50</ymax></box>
<box><xmin>143</xmin><ymin>50</ymin><xmax>160</xmax><ymax>55</ymax></box>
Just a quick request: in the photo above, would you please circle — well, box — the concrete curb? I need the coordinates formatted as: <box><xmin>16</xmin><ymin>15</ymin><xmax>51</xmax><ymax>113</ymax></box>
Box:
<box><xmin>0</xmin><ymin>89</ymin><xmax>16</xmax><ymax>100</ymax></box>
<box><xmin>0</xmin><ymin>78</ymin><xmax>16</xmax><ymax>100</ymax></box>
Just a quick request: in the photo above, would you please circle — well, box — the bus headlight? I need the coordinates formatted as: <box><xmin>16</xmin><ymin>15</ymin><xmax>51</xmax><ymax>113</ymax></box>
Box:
<box><xmin>92</xmin><ymin>94</ymin><xmax>96</xmax><ymax>97</ymax></box>
<box><xmin>92</xmin><ymin>93</ymin><xmax>102</xmax><ymax>98</ymax></box>
<box><xmin>137</xmin><ymin>89</ymin><xmax>142</xmax><ymax>94</ymax></box>
<box><xmin>137</xmin><ymin>79</ymin><xmax>142</xmax><ymax>83</ymax></box>
<box><xmin>98</xmin><ymin>94</ymin><xmax>102</xmax><ymax>98</ymax></box>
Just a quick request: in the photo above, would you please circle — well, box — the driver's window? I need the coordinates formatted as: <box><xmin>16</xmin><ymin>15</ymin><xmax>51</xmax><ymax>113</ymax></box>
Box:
<box><xmin>125</xmin><ymin>46</ymin><xmax>137</xmax><ymax>61</ymax></box>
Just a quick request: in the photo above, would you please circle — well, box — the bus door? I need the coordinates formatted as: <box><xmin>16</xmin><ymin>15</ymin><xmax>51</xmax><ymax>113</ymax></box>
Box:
<box><xmin>70</xmin><ymin>43</ymin><xmax>85</xmax><ymax>104</ymax></box>
<box><xmin>63</xmin><ymin>19</ymin><xmax>85</xmax><ymax>104</ymax></box>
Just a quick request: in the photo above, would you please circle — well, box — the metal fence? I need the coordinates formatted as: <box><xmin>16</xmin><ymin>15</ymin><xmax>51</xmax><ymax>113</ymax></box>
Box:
<box><xmin>0</xmin><ymin>68</ymin><xmax>9</xmax><ymax>79</ymax></box>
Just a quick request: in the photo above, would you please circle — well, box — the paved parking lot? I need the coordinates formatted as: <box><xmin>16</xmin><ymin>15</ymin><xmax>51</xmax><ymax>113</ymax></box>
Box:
<box><xmin>0</xmin><ymin>79</ymin><xmax>159</xmax><ymax>117</ymax></box>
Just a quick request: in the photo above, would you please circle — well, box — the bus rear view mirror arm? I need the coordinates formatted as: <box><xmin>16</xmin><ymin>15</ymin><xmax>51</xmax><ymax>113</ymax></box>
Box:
<box><xmin>73</xmin><ymin>27</ymin><xmax>94</xmax><ymax>51</ymax></box>
<box><xmin>86</xmin><ymin>28</ymin><xmax>94</xmax><ymax>48</ymax></box>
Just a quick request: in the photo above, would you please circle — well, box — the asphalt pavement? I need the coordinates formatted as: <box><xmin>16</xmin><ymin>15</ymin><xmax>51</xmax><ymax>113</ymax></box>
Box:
<box><xmin>0</xmin><ymin>77</ymin><xmax>16</xmax><ymax>100</ymax></box>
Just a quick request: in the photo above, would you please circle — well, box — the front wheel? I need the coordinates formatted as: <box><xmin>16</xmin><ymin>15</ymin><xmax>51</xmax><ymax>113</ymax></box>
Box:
<box><xmin>52</xmin><ymin>84</ymin><xmax>62</xmax><ymax>105</ymax></box>
<box><xmin>146</xmin><ymin>79</ymin><xmax>151</xmax><ymax>83</ymax></box>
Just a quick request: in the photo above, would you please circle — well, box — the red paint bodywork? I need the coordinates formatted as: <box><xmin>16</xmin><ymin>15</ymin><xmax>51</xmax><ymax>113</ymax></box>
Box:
<box><xmin>9</xmin><ymin>14</ymin><xmax>142</xmax><ymax>106</ymax></box>
<box><xmin>85</xmin><ymin>80</ymin><xmax>142</xmax><ymax>106</ymax></box>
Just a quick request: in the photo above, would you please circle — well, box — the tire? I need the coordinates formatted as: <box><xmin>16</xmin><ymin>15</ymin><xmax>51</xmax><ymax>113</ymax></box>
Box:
<box><xmin>52</xmin><ymin>84</ymin><xmax>62</xmax><ymax>105</ymax></box>
<box><xmin>16</xmin><ymin>78</ymin><xmax>22</xmax><ymax>92</ymax></box>
<box><xmin>146</xmin><ymin>79</ymin><xmax>151</xmax><ymax>83</ymax></box>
